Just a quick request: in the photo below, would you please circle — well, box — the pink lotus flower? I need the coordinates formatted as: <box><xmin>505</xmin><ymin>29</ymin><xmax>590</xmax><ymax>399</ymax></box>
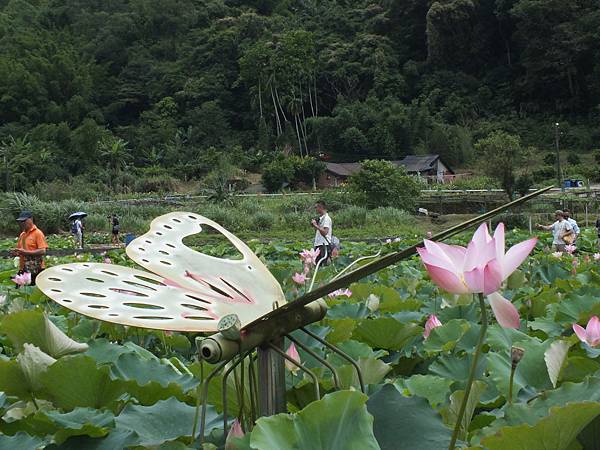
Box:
<box><xmin>594</xmin><ymin>253</ymin><xmax>600</xmax><ymax>261</ymax></box>
<box><xmin>328</xmin><ymin>288</ymin><xmax>352</xmax><ymax>298</ymax></box>
<box><xmin>552</xmin><ymin>252</ymin><xmax>563</xmax><ymax>258</ymax></box>
<box><xmin>423</xmin><ymin>315</ymin><xmax>442</xmax><ymax>339</ymax></box>
<box><xmin>572</xmin><ymin>259</ymin><xmax>579</xmax><ymax>268</ymax></box>
<box><xmin>417</xmin><ymin>223</ymin><xmax>532</xmax><ymax>329</ymax></box>
<box><xmin>292</xmin><ymin>272</ymin><xmax>306</xmax><ymax>285</ymax></box>
<box><xmin>12</xmin><ymin>272</ymin><xmax>31</xmax><ymax>286</ymax></box>
<box><xmin>565</xmin><ymin>245</ymin><xmax>577</xmax><ymax>254</ymax></box>
<box><xmin>285</xmin><ymin>343</ymin><xmax>301</xmax><ymax>374</ymax></box>
<box><xmin>225</xmin><ymin>419</ymin><xmax>245</xmax><ymax>450</ymax></box>
<box><xmin>104</xmin><ymin>257</ymin><xmax>112</xmax><ymax>264</ymax></box>
<box><xmin>573</xmin><ymin>316</ymin><xmax>600</xmax><ymax>347</ymax></box>
<box><xmin>299</xmin><ymin>248</ymin><xmax>320</xmax><ymax>267</ymax></box>
<box><xmin>417</xmin><ymin>223</ymin><xmax>536</xmax><ymax>296</ymax></box>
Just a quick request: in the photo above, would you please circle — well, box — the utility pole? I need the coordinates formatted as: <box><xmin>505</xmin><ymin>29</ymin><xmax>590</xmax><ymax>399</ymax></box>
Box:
<box><xmin>555</xmin><ymin>122</ymin><xmax>563</xmax><ymax>192</ymax></box>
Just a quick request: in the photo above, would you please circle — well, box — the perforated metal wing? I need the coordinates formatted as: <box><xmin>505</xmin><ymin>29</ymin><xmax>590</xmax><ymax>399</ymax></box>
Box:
<box><xmin>36</xmin><ymin>212</ymin><xmax>285</xmax><ymax>332</ymax></box>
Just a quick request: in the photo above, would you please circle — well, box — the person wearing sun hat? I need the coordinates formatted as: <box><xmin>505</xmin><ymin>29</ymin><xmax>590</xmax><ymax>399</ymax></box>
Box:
<box><xmin>11</xmin><ymin>211</ymin><xmax>48</xmax><ymax>285</ymax></box>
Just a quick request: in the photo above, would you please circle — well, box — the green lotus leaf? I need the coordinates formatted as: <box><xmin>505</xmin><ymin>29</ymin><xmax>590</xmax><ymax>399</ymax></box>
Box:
<box><xmin>1</xmin><ymin>310</ymin><xmax>87</xmax><ymax>358</ymax></box>
<box><xmin>367</xmin><ymin>383</ymin><xmax>451</xmax><ymax>450</ymax></box>
<box><xmin>324</xmin><ymin>318</ymin><xmax>356</xmax><ymax>344</ymax></box>
<box><xmin>39</xmin><ymin>355</ymin><xmax>127</xmax><ymax>410</ymax></box>
<box><xmin>507</xmin><ymin>269</ymin><xmax>527</xmax><ymax>289</ymax></box>
<box><xmin>561</xmin><ymin>356</ymin><xmax>600</xmax><ymax>383</ymax></box>
<box><xmin>353</xmin><ymin>317</ymin><xmax>421</xmax><ymax>350</ymax></box>
<box><xmin>16</xmin><ymin>344</ymin><xmax>56</xmax><ymax>392</ymax></box>
<box><xmin>0</xmin><ymin>359</ymin><xmax>30</xmax><ymax>398</ymax></box>
<box><xmin>47</xmin><ymin>408</ymin><xmax>114</xmax><ymax>443</ymax></box>
<box><xmin>429</xmin><ymin>354</ymin><xmax>487</xmax><ymax>389</ymax></box>
<box><xmin>109</xmin><ymin>352</ymin><xmax>198</xmax><ymax>403</ymax></box>
<box><xmin>84</xmin><ymin>338</ymin><xmax>157</xmax><ymax>364</ymax></box>
<box><xmin>3</xmin><ymin>407</ymin><xmax>114</xmax><ymax>444</ymax></box>
<box><xmin>441</xmin><ymin>381</ymin><xmax>486</xmax><ymax>440</ymax></box>
<box><xmin>44</xmin><ymin>430</ymin><xmax>138</xmax><ymax>450</ymax></box>
<box><xmin>423</xmin><ymin>319</ymin><xmax>471</xmax><ymax>353</ymax></box>
<box><xmin>115</xmin><ymin>397</ymin><xmax>221</xmax><ymax>447</ymax></box>
<box><xmin>250</xmin><ymin>390</ymin><xmax>379</xmax><ymax>450</ymax></box>
<box><xmin>397</xmin><ymin>374</ymin><xmax>453</xmax><ymax>408</ymax></box>
<box><xmin>337</xmin><ymin>357</ymin><xmax>391</xmax><ymax>389</ymax></box>
<box><xmin>481</xmin><ymin>402</ymin><xmax>600</xmax><ymax>450</ymax></box>
<box><xmin>577</xmin><ymin>413</ymin><xmax>600</xmax><ymax>449</ymax></box>
<box><xmin>0</xmin><ymin>432</ymin><xmax>44</xmax><ymax>450</ymax></box>
<box><xmin>327</xmin><ymin>340</ymin><xmax>387</xmax><ymax>367</ymax></box>
<box><xmin>475</xmin><ymin>376</ymin><xmax>600</xmax><ymax>442</ymax></box>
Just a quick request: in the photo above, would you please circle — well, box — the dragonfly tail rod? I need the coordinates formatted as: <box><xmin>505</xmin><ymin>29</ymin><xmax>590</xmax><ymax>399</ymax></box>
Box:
<box><xmin>245</xmin><ymin>185</ymin><xmax>552</xmax><ymax>330</ymax></box>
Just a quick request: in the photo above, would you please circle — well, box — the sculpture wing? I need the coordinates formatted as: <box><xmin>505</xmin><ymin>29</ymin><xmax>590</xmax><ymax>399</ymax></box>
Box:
<box><xmin>37</xmin><ymin>212</ymin><xmax>285</xmax><ymax>331</ymax></box>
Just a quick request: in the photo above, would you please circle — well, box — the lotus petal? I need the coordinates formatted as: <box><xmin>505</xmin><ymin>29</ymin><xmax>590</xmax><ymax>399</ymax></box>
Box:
<box><xmin>488</xmin><ymin>292</ymin><xmax>520</xmax><ymax>328</ymax></box>
<box><xmin>501</xmin><ymin>238</ymin><xmax>537</xmax><ymax>280</ymax></box>
<box><xmin>423</xmin><ymin>263</ymin><xmax>469</xmax><ymax>294</ymax></box>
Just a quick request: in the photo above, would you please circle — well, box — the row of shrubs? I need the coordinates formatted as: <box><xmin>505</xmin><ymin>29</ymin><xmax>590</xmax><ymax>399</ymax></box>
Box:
<box><xmin>27</xmin><ymin>172</ymin><xmax>181</xmax><ymax>202</ymax></box>
<box><xmin>0</xmin><ymin>192</ymin><xmax>413</xmax><ymax>237</ymax></box>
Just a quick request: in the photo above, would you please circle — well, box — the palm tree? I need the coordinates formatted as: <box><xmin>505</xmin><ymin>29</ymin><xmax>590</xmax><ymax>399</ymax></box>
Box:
<box><xmin>100</xmin><ymin>137</ymin><xmax>132</xmax><ymax>190</ymax></box>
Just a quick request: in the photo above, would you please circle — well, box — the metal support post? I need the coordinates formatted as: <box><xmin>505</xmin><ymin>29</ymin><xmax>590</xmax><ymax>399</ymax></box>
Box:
<box><xmin>257</xmin><ymin>338</ymin><xmax>286</xmax><ymax>417</ymax></box>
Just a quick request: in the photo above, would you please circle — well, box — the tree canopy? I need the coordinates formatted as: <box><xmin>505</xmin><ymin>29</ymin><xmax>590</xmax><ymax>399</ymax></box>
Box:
<box><xmin>1</xmin><ymin>0</ymin><xmax>599</xmax><ymax>191</ymax></box>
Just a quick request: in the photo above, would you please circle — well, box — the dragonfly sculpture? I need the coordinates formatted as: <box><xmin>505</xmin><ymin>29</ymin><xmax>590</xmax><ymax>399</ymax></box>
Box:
<box><xmin>36</xmin><ymin>186</ymin><xmax>552</xmax><ymax>440</ymax></box>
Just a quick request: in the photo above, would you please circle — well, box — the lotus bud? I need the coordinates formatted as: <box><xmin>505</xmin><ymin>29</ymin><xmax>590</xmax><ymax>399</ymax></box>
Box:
<box><xmin>511</xmin><ymin>346</ymin><xmax>525</xmax><ymax>369</ymax></box>
<box><xmin>366</xmin><ymin>294</ymin><xmax>380</xmax><ymax>312</ymax></box>
<box><xmin>285</xmin><ymin>343</ymin><xmax>301</xmax><ymax>374</ymax></box>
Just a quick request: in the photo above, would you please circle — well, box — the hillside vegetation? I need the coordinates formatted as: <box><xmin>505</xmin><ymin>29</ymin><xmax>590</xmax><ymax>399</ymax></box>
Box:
<box><xmin>1</xmin><ymin>0</ymin><xmax>599</xmax><ymax>195</ymax></box>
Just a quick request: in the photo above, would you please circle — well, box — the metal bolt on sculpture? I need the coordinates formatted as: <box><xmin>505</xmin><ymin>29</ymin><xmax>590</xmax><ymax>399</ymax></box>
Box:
<box><xmin>37</xmin><ymin>186</ymin><xmax>552</xmax><ymax>442</ymax></box>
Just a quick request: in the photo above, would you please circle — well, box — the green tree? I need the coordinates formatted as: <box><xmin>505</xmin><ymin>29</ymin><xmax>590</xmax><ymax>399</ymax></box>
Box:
<box><xmin>201</xmin><ymin>158</ymin><xmax>245</xmax><ymax>204</ymax></box>
<box><xmin>474</xmin><ymin>131</ymin><xmax>524</xmax><ymax>200</ymax></box>
<box><xmin>262</xmin><ymin>157</ymin><xmax>295</xmax><ymax>192</ymax></box>
<box><xmin>0</xmin><ymin>135</ymin><xmax>35</xmax><ymax>191</ymax></box>
<box><xmin>348</xmin><ymin>160</ymin><xmax>421</xmax><ymax>210</ymax></box>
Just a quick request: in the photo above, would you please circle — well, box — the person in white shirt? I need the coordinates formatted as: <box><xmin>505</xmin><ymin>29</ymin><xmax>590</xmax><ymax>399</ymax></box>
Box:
<box><xmin>563</xmin><ymin>210</ymin><xmax>580</xmax><ymax>242</ymax></box>
<box><xmin>537</xmin><ymin>210</ymin><xmax>574</xmax><ymax>251</ymax></box>
<box><xmin>73</xmin><ymin>218</ymin><xmax>84</xmax><ymax>249</ymax></box>
<box><xmin>311</xmin><ymin>201</ymin><xmax>332</xmax><ymax>266</ymax></box>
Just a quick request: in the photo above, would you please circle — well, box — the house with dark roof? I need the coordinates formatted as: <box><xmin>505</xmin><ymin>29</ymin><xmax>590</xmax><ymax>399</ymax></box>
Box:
<box><xmin>398</xmin><ymin>155</ymin><xmax>454</xmax><ymax>183</ymax></box>
<box><xmin>318</xmin><ymin>155</ymin><xmax>454</xmax><ymax>187</ymax></box>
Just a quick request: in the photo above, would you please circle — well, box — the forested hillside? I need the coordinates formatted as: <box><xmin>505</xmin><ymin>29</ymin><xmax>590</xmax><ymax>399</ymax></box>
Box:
<box><xmin>1</xmin><ymin>0</ymin><xmax>599</xmax><ymax>193</ymax></box>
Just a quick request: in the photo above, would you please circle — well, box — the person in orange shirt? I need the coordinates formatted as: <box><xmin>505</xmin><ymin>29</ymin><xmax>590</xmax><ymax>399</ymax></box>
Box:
<box><xmin>12</xmin><ymin>211</ymin><xmax>48</xmax><ymax>285</ymax></box>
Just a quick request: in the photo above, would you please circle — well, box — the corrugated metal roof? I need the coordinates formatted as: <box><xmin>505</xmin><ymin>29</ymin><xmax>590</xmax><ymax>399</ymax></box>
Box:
<box><xmin>324</xmin><ymin>162</ymin><xmax>362</xmax><ymax>176</ymax></box>
<box><xmin>398</xmin><ymin>155</ymin><xmax>440</xmax><ymax>172</ymax></box>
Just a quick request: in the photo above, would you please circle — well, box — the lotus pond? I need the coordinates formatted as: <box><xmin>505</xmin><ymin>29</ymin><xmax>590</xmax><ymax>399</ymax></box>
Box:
<box><xmin>1</xmin><ymin>226</ymin><xmax>600</xmax><ymax>449</ymax></box>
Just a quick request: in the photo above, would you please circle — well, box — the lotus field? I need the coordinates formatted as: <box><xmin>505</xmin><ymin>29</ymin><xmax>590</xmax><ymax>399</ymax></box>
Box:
<box><xmin>1</xmin><ymin>224</ymin><xmax>600</xmax><ymax>450</ymax></box>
